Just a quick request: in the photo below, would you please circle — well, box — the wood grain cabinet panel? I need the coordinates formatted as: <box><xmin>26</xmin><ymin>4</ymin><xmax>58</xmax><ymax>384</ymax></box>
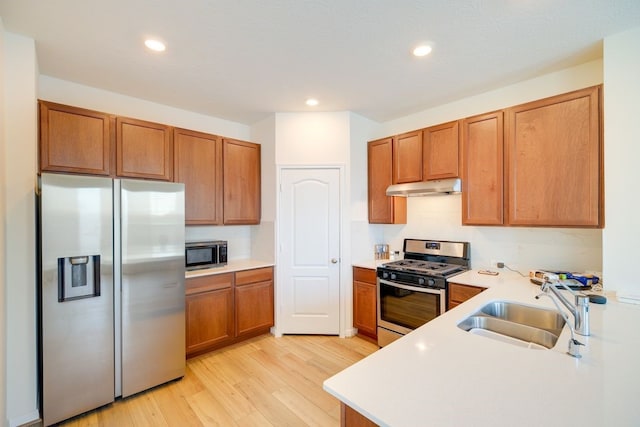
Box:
<box><xmin>38</xmin><ymin>100</ymin><xmax>113</xmax><ymax>175</ymax></box>
<box><xmin>352</xmin><ymin>267</ymin><xmax>377</xmax><ymax>341</ymax></box>
<box><xmin>461</xmin><ymin>111</ymin><xmax>504</xmax><ymax>225</ymax></box>
<box><xmin>448</xmin><ymin>282</ymin><xmax>486</xmax><ymax>310</ymax></box>
<box><xmin>505</xmin><ymin>86</ymin><xmax>602</xmax><ymax>227</ymax></box>
<box><xmin>174</xmin><ymin>128</ymin><xmax>223</xmax><ymax>225</ymax></box>
<box><xmin>116</xmin><ymin>116</ymin><xmax>173</xmax><ymax>181</ymax></box>
<box><xmin>235</xmin><ymin>267</ymin><xmax>274</xmax><ymax>337</ymax></box>
<box><xmin>185</xmin><ymin>274</ymin><xmax>234</xmax><ymax>357</ymax></box>
<box><xmin>223</xmin><ymin>138</ymin><xmax>261</xmax><ymax>225</ymax></box>
<box><xmin>423</xmin><ymin>120</ymin><xmax>460</xmax><ymax>180</ymax></box>
<box><xmin>367</xmin><ymin>138</ymin><xmax>407</xmax><ymax>224</ymax></box>
<box><xmin>393</xmin><ymin>130</ymin><xmax>423</xmax><ymax>184</ymax></box>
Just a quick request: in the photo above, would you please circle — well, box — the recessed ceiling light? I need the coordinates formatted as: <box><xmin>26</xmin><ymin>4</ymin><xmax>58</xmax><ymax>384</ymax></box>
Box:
<box><xmin>413</xmin><ymin>44</ymin><xmax>432</xmax><ymax>57</ymax></box>
<box><xmin>144</xmin><ymin>39</ymin><xmax>166</xmax><ymax>52</ymax></box>
<box><xmin>306</xmin><ymin>98</ymin><xmax>319</xmax><ymax>107</ymax></box>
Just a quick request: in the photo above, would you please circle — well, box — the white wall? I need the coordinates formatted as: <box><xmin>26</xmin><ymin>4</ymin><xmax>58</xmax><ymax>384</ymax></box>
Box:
<box><xmin>2</xmin><ymin>32</ymin><xmax>39</xmax><ymax>427</ymax></box>
<box><xmin>0</xmin><ymin>18</ymin><xmax>7</xmax><ymax>427</ymax></box>
<box><xmin>603</xmin><ymin>27</ymin><xmax>640</xmax><ymax>294</ymax></box>
<box><xmin>39</xmin><ymin>76</ymin><xmax>250</xmax><ymax>140</ymax></box>
<box><xmin>249</xmin><ymin>115</ymin><xmax>277</xmax><ymax>262</ymax></box>
<box><xmin>275</xmin><ymin>112</ymin><xmax>351</xmax><ymax>165</ymax></box>
<box><xmin>353</xmin><ymin>60</ymin><xmax>605</xmax><ymax>277</ymax></box>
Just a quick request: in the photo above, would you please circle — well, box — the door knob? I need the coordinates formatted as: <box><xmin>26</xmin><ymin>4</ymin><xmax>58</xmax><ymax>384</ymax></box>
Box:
<box><xmin>331</xmin><ymin>258</ymin><xmax>338</xmax><ymax>264</ymax></box>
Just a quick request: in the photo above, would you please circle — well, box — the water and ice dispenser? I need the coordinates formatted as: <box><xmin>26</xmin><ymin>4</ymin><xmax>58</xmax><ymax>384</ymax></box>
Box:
<box><xmin>57</xmin><ymin>255</ymin><xmax>101</xmax><ymax>302</ymax></box>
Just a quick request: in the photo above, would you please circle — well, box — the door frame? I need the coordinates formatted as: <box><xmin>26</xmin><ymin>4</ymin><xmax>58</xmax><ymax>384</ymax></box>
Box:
<box><xmin>274</xmin><ymin>165</ymin><xmax>353</xmax><ymax>338</ymax></box>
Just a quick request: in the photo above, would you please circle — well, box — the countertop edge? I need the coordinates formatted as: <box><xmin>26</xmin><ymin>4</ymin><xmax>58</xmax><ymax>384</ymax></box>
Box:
<box><xmin>185</xmin><ymin>259</ymin><xmax>274</xmax><ymax>278</ymax></box>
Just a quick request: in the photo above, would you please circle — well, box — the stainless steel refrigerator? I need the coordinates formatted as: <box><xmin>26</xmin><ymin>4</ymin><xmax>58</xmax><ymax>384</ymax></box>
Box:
<box><xmin>37</xmin><ymin>173</ymin><xmax>185</xmax><ymax>426</ymax></box>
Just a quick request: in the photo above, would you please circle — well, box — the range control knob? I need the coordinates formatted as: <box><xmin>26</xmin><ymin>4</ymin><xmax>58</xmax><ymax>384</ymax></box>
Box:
<box><xmin>427</xmin><ymin>278</ymin><xmax>436</xmax><ymax>287</ymax></box>
<box><xmin>417</xmin><ymin>277</ymin><xmax>426</xmax><ymax>286</ymax></box>
<box><xmin>390</xmin><ymin>273</ymin><xmax>397</xmax><ymax>281</ymax></box>
<box><xmin>382</xmin><ymin>271</ymin><xmax>389</xmax><ymax>280</ymax></box>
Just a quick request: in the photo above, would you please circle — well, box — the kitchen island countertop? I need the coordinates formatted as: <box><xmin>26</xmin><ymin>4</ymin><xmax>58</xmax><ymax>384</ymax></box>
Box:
<box><xmin>324</xmin><ymin>270</ymin><xmax>640</xmax><ymax>426</ymax></box>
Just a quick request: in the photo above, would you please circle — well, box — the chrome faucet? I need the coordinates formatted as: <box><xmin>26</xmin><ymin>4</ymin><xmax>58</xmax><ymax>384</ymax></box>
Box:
<box><xmin>539</xmin><ymin>277</ymin><xmax>590</xmax><ymax>336</ymax></box>
<box><xmin>535</xmin><ymin>276</ymin><xmax>590</xmax><ymax>358</ymax></box>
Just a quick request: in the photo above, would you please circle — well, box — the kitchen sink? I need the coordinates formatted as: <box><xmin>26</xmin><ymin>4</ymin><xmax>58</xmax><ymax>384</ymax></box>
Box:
<box><xmin>458</xmin><ymin>301</ymin><xmax>566</xmax><ymax>350</ymax></box>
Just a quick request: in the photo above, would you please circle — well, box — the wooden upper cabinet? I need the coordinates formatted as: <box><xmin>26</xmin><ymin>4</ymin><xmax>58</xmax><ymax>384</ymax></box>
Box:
<box><xmin>423</xmin><ymin>120</ymin><xmax>460</xmax><ymax>180</ymax></box>
<box><xmin>505</xmin><ymin>86</ymin><xmax>602</xmax><ymax>227</ymax></box>
<box><xmin>39</xmin><ymin>100</ymin><xmax>113</xmax><ymax>176</ymax></box>
<box><xmin>393</xmin><ymin>130</ymin><xmax>423</xmax><ymax>184</ymax></box>
<box><xmin>116</xmin><ymin>116</ymin><xmax>173</xmax><ymax>181</ymax></box>
<box><xmin>174</xmin><ymin>128</ymin><xmax>223</xmax><ymax>225</ymax></box>
<box><xmin>461</xmin><ymin>111</ymin><xmax>504</xmax><ymax>225</ymax></box>
<box><xmin>223</xmin><ymin>138</ymin><xmax>261</xmax><ymax>225</ymax></box>
<box><xmin>368</xmin><ymin>138</ymin><xmax>407</xmax><ymax>224</ymax></box>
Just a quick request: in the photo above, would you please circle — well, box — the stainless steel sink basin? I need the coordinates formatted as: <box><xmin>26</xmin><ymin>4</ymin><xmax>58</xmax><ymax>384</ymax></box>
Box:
<box><xmin>478</xmin><ymin>301</ymin><xmax>565</xmax><ymax>336</ymax></box>
<box><xmin>458</xmin><ymin>301</ymin><xmax>566</xmax><ymax>349</ymax></box>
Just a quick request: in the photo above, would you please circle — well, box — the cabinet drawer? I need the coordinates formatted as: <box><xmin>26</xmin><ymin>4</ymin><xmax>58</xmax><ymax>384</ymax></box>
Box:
<box><xmin>186</xmin><ymin>273</ymin><xmax>233</xmax><ymax>295</ymax></box>
<box><xmin>235</xmin><ymin>267</ymin><xmax>273</xmax><ymax>286</ymax></box>
<box><xmin>449</xmin><ymin>282</ymin><xmax>485</xmax><ymax>303</ymax></box>
<box><xmin>353</xmin><ymin>267</ymin><xmax>376</xmax><ymax>284</ymax></box>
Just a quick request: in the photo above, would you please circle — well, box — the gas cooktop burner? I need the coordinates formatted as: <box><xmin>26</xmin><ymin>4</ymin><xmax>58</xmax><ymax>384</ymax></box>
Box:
<box><xmin>382</xmin><ymin>259</ymin><xmax>464</xmax><ymax>276</ymax></box>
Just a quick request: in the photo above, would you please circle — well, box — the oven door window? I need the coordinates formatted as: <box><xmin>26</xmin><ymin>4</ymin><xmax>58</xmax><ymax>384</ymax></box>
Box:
<box><xmin>379</xmin><ymin>282</ymin><xmax>442</xmax><ymax>330</ymax></box>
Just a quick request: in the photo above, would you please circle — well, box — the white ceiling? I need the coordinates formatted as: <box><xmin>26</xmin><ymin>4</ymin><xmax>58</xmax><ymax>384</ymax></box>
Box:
<box><xmin>1</xmin><ymin>1</ymin><xmax>640</xmax><ymax>125</ymax></box>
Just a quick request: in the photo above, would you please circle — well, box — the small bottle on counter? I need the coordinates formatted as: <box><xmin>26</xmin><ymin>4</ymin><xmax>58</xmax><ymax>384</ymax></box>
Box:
<box><xmin>389</xmin><ymin>251</ymin><xmax>400</xmax><ymax>261</ymax></box>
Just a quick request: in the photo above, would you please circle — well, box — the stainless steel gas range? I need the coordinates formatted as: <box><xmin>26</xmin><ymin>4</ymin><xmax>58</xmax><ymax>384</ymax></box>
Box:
<box><xmin>377</xmin><ymin>239</ymin><xmax>470</xmax><ymax>347</ymax></box>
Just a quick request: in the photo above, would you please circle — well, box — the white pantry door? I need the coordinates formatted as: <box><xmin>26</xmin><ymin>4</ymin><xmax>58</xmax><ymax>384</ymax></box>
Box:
<box><xmin>279</xmin><ymin>167</ymin><xmax>341</xmax><ymax>334</ymax></box>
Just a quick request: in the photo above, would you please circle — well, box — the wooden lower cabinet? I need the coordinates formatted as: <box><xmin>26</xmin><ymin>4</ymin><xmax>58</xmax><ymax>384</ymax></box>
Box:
<box><xmin>353</xmin><ymin>267</ymin><xmax>377</xmax><ymax>342</ymax></box>
<box><xmin>341</xmin><ymin>403</ymin><xmax>378</xmax><ymax>427</ymax></box>
<box><xmin>185</xmin><ymin>273</ymin><xmax>234</xmax><ymax>357</ymax></box>
<box><xmin>186</xmin><ymin>266</ymin><xmax>274</xmax><ymax>358</ymax></box>
<box><xmin>448</xmin><ymin>282</ymin><xmax>486</xmax><ymax>310</ymax></box>
<box><xmin>235</xmin><ymin>267</ymin><xmax>274</xmax><ymax>337</ymax></box>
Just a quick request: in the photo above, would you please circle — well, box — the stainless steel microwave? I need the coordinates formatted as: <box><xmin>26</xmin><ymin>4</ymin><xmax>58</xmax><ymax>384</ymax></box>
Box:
<box><xmin>185</xmin><ymin>240</ymin><xmax>227</xmax><ymax>270</ymax></box>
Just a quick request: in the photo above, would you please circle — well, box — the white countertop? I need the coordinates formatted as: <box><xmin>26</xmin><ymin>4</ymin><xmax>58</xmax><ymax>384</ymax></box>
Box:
<box><xmin>324</xmin><ymin>269</ymin><xmax>640</xmax><ymax>427</ymax></box>
<box><xmin>185</xmin><ymin>259</ymin><xmax>274</xmax><ymax>278</ymax></box>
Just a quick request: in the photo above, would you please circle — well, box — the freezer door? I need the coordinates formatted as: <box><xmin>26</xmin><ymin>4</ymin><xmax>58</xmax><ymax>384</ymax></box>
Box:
<box><xmin>39</xmin><ymin>173</ymin><xmax>115</xmax><ymax>426</ymax></box>
<box><xmin>119</xmin><ymin>179</ymin><xmax>185</xmax><ymax>397</ymax></box>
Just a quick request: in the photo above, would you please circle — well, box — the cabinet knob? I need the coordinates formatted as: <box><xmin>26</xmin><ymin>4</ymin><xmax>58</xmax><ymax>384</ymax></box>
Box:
<box><xmin>331</xmin><ymin>258</ymin><xmax>338</xmax><ymax>264</ymax></box>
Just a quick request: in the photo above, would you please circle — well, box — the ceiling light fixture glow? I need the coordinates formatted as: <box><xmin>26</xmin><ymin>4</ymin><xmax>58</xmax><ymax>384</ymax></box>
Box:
<box><xmin>144</xmin><ymin>39</ymin><xmax>166</xmax><ymax>52</ymax></box>
<box><xmin>413</xmin><ymin>44</ymin><xmax>432</xmax><ymax>57</ymax></box>
<box><xmin>306</xmin><ymin>98</ymin><xmax>319</xmax><ymax>107</ymax></box>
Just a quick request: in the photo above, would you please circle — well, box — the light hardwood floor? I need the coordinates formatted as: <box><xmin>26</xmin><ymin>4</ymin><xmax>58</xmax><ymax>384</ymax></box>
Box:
<box><xmin>58</xmin><ymin>335</ymin><xmax>378</xmax><ymax>426</ymax></box>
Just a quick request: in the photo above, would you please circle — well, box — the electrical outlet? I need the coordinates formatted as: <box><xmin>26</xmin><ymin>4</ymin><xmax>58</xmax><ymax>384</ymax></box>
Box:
<box><xmin>490</xmin><ymin>259</ymin><xmax>505</xmax><ymax>268</ymax></box>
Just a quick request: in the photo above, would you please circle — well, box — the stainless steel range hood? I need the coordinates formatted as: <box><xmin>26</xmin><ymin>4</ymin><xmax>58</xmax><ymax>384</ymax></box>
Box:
<box><xmin>386</xmin><ymin>178</ymin><xmax>461</xmax><ymax>197</ymax></box>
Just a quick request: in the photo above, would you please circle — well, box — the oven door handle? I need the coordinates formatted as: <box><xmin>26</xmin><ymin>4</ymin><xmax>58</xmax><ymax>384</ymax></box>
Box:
<box><xmin>378</xmin><ymin>279</ymin><xmax>444</xmax><ymax>294</ymax></box>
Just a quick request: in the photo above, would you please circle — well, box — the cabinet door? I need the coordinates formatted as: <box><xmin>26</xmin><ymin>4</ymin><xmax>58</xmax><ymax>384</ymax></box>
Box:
<box><xmin>448</xmin><ymin>282</ymin><xmax>486</xmax><ymax>310</ymax></box>
<box><xmin>423</xmin><ymin>120</ymin><xmax>460</xmax><ymax>180</ymax></box>
<box><xmin>393</xmin><ymin>130</ymin><xmax>423</xmax><ymax>184</ymax></box>
<box><xmin>461</xmin><ymin>111</ymin><xmax>504</xmax><ymax>225</ymax></box>
<box><xmin>174</xmin><ymin>128</ymin><xmax>223</xmax><ymax>225</ymax></box>
<box><xmin>235</xmin><ymin>281</ymin><xmax>274</xmax><ymax>337</ymax></box>
<box><xmin>235</xmin><ymin>267</ymin><xmax>274</xmax><ymax>337</ymax></box>
<box><xmin>223</xmin><ymin>138</ymin><xmax>261</xmax><ymax>225</ymax></box>
<box><xmin>506</xmin><ymin>86</ymin><xmax>602</xmax><ymax>227</ymax></box>
<box><xmin>368</xmin><ymin>138</ymin><xmax>407</xmax><ymax>224</ymax></box>
<box><xmin>353</xmin><ymin>267</ymin><xmax>377</xmax><ymax>341</ymax></box>
<box><xmin>116</xmin><ymin>116</ymin><xmax>173</xmax><ymax>181</ymax></box>
<box><xmin>39</xmin><ymin>101</ymin><xmax>113</xmax><ymax>175</ymax></box>
<box><xmin>185</xmin><ymin>287</ymin><xmax>234</xmax><ymax>356</ymax></box>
